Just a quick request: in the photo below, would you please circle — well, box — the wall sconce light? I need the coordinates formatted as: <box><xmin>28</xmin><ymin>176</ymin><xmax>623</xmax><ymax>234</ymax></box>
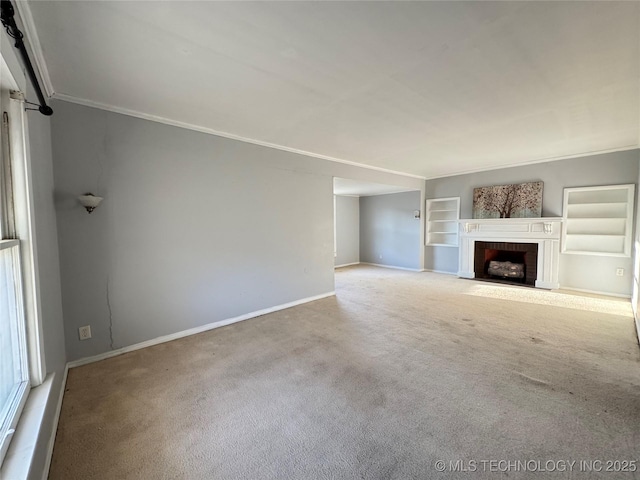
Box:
<box><xmin>413</xmin><ymin>210</ymin><xmax>421</xmax><ymax>219</ymax></box>
<box><xmin>78</xmin><ymin>193</ymin><xmax>103</xmax><ymax>214</ymax></box>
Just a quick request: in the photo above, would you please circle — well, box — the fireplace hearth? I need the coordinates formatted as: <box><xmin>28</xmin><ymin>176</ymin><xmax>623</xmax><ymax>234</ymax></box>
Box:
<box><xmin>474</xmin><ymin>241</ymin><xmax>538</xmax><ymax>286</ymax></box>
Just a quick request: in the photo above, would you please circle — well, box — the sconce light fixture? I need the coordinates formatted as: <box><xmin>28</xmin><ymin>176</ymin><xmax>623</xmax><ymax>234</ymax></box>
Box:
<box><xmin>78</xmin><ymin>193</ymin><xmax>103</xmax><ymax>214</ymax></box>
<box><xmin>413</xmin><ymin>210</ymin><xmax>421</xmax><ymax>219</ymax></box>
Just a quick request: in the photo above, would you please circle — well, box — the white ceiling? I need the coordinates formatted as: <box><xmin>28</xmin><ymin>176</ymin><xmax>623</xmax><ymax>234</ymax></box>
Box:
<box><xmin>25</xmin><ymin>1</ymin><xmax>640</xmax><ymax>179</ymax></box>
<box><xmin>333</xmin><ymin>177</ymin><xmax>417</xmax><ymax>197</ymax></box>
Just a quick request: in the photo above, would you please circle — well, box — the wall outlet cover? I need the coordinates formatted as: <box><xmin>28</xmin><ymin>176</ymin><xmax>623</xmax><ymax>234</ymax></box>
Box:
<box><xmin>79</xmin><ymin>325</ymin><xmax>92</xmax><ymax>340</ymax></box>
<box><xmin>616</xmin><ymin>268</ymin><xmax>624</xmax><ymax>276</ymax></box>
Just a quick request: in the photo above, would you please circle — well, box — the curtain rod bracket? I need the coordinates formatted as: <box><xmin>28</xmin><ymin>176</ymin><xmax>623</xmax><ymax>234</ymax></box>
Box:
<box><xmin>1</xmin><ymin>0</ymin><xmax>53</xmax><ymax>116</ymax></box>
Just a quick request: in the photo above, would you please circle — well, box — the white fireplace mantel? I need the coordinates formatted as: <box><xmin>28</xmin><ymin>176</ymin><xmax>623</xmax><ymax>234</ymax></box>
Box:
<box><xmin>457</xmin><ymin>217</ymin><xmax>562</xmax><ymax>289</ymax></box>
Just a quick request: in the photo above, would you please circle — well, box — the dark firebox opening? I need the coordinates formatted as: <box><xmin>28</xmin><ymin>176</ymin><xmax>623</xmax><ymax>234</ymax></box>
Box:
<box><xmin>474</xmin><ymin>242</ymin><xmax>538</xmax><ymax>287</ymax></box>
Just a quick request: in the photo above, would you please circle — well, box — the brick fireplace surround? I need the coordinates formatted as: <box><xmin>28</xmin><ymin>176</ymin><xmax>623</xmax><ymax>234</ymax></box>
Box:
<box><xmin>458</xmin><ymin>218</ymin><xmax>562</xmax><ymax>289</ymax></box>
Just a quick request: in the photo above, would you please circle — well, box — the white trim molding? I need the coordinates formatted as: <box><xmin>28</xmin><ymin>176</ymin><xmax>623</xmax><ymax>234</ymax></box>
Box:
<box><xmin>558</xmin><ymin>286</ymin><xmax>631</xmax><ymax>300</ymax></box>
<box><xmin>0</xmin><ymin>373</ymin><xmax>56</xmax><ymax>480</ymax></box>
<box><xmin>424</xmin><ymin>269</ymin><xmax>457</xmax><ymax>276</ymax></box>
<box><xmin>67</xmin><ymin>291</ymin><xmax>336</xmax><ymax>368</ymax></box>
<box><xmin>8</xmin><ymin>93</ymin><xmax>47</xmax><ymax>386</ymax></box>
<box><xmin>457</xmin><ymin>217</ymin><xmax>562</xmax><ymax>289</ymax></box>
<box><xmin>335</xmin><ymin>262</ymin><xmax>360</xmax><ymax>268</ymax></box>
<box><xmin>40</xmin><ymin>366</ymin><xmax>67</xmax><ymax>480</ymax></box>
<box><xmin>12</xmin><ymin>1</ymin><xmax>55</xmax><ymax>97</ymax></box>
<box><xmin>360</xmin><ymin>262</ymin><xmax>424</xmax><ymax>272</ymax></box>
<box><xmin>53</xmin><ymin>94</ymin><xmax>426</xmax><ymax>181</ymax></box>
<box><xmin>425</xmin><ymin>145</ymin><xmax>640</xmax><ymax>181</ymax></box>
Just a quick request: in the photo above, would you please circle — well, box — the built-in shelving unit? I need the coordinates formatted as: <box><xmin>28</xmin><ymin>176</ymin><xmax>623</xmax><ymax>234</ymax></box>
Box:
<box><xmin>562</xmin><ymin>184</ymin><xmax>635</xmax><ymax>257</ymax></box>
<box><xmin>426</xmin><ymin>197</ymin><xmax>460</xmax><ymax>247</ymax></box>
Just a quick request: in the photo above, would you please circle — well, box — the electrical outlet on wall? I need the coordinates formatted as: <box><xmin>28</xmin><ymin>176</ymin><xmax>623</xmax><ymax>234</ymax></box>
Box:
<box><xmin>78</xmin><ymin>325</ymin><xmax>92</xmax><ymax>340</ymax></box>
<box><xmin>616</xmin><ymin>268</ymin><xmax>624</xmax><ymax>277</ymax></box>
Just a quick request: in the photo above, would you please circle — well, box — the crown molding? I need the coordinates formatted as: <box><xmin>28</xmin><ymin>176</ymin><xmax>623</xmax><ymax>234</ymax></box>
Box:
<box><xmin>424</xmin><ymin>144</ymin><xmax>640</xmax><ymax>181</ymax></box>
<box><xmin>359</xmin><ymin>188</ymin><xmax>419</xmax><ymax>197</ymax></box>
<box><xmin>49</xmin><ymin>93</ymin><xmax>640</xmax><ymax>183</ymax></box>
<box><xmin>51</xmin><ymin>93</ymin><xmax>427</xmax><ymax>181</ymax></box>
<box><xmin>13</xmin><ymin>0</ymin><xmax>55</xmax><ymax>97</ymax></box>
<box><xmin>8</xmin><ymin>1</ymin><xmax>639</xmax><ymax>182</ymax></box>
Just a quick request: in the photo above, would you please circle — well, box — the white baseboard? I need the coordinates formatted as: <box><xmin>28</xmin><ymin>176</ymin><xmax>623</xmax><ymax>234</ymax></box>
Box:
<box><xmin>559</xmin><ymin>286</ymin><xmax>632</xmax><ymax>299</ymax></box>
<box><xmin>67</xmin><ymin>291</ymin><xmax>336</xmax><ymax>369</ymax></box>
<box><xmin>424</xmin><ymin>269</ymin><xmax>457</xmax><ymax>275</ymax></box>
<box><xmin>41</xmin><ymin>291</ymin><xmax>336</xmax><ymax>477</ymax></box>
<box><xmin>335</xmin><ymin>262</ymin><xmax>360</xmax><ymax>268</ymax></box>
<box><xmin>360</xmin><ymin>262</ymin><xmax>424</xmax><ymax>272</ymax></box>
<box><xmin>41</xmin><ymin>365</ymin><xmax>68</xmax><ymax>480</ymax></box>
<box><xmin>632</xmin><ymin>292</ymin><xmax>639</xmax><ymax>347</ymax></box>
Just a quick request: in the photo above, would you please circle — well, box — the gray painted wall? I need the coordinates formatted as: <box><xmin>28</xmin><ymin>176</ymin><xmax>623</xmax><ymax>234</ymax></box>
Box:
<box><xmin>334</xmin><ymin>195</ymin><xmax>359</xmax><ymax>267</ymax></box>
<box><xmin>360</xmin><ymin>191</ymin><xmax>422</xmax><ymax>270</ymax></box>
<box><xmin>425</xmin><ymin>149</ymin><xmax>639</xmax><ymax>296</ymax></box>
<box><xmin>51</xmin><ymin>100</ymin><xmax>424</xmax><ymax>361</ymax></box>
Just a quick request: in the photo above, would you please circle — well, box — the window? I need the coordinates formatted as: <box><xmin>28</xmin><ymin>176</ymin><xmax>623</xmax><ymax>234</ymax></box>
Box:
<box><xmin>0</xmin><ymin>87</ymin><xmax>31</xmax><ymax>464</ymax></box>
<box><xmin>0</xmin><ymin>243</ymin><xmax>29</xmax><ymax>463</ymax></box>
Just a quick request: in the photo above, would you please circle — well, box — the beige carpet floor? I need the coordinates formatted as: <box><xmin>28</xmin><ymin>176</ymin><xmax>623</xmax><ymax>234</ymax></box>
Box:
<box><xmin>49</xmin><ymin>266</ymin><xmax>640</xmax><ymax>479</ymax></box>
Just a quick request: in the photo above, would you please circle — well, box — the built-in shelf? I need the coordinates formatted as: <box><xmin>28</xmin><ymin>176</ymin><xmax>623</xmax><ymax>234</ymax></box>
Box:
<box><xmin>426</xmin><ymin>197</ymin><xmax>460</xmax><ymax>247</ymax></box>
<box><xmin>562</xmin><ymin>184</ymin><xmax>634</xmax><ymax>257</ymax></box>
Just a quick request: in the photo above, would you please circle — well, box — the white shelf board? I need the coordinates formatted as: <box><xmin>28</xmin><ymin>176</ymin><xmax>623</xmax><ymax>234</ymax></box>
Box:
<box><xmin>567</xmin><ymin>201</ymin><xmax>627</xmax><ymax>207</ymax></box>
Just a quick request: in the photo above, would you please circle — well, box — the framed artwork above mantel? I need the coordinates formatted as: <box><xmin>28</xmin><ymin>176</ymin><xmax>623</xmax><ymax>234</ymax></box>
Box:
<box><xmin>473</xmin><ymin>181</ymin><xmax>543</xmax><ymax>219</ymax></box>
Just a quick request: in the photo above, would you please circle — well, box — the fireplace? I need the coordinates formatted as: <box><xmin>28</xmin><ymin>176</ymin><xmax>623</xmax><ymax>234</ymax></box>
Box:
<box><xmin>457</xmin><ymin>218</ymin><xmax>561</xmax><ymax>289</ymax></box>
<box><xmin>474</xmin><ymin>241</ymin><xmax>538</xmax><ymax>286</ymax></box>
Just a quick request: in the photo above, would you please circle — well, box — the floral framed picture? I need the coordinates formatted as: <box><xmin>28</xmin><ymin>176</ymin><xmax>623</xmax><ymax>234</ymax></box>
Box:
<box><xmin>472</xmin><ymin>181</ymin><xmax>543</xmax><ymax>219</ymax></box>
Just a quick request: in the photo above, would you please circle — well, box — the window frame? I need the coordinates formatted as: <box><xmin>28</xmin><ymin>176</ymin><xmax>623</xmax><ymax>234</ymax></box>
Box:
<box><xmin>0</xmin><ymin>239</ymin><xmax>30</xmax><ymax>464</ymax></box>
<box><xmin>0</xmin><ymin>51</ymin><xmax>46</xmax><ymax>467</ymax></box>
